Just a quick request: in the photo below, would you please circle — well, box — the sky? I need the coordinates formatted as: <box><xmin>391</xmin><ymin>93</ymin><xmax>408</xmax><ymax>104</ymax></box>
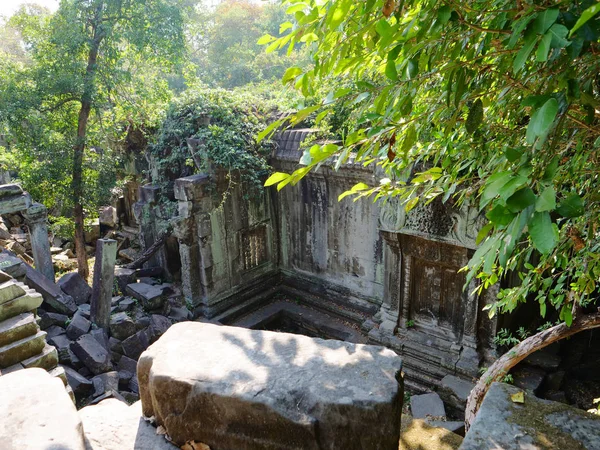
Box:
<box><xmin>0</xmin><ymin>0</ymin><xmax>59</xmax><ymax>18</ymax></box>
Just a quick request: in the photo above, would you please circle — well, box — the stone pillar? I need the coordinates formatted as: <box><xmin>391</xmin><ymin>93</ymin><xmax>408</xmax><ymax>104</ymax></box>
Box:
<box><xmin>23</xmin><ymin>203</ymin><xmax>54</xmax><ymax>282</ymax></box>
<box><xmin>378</xmin><ymin>231</ymin><xmax>402</xmax><ymax>334</ymax></box>
<box><xmin>90</xmin><ymin>239</ymin><xmax>117</xmax><ymax>329</ymax></box>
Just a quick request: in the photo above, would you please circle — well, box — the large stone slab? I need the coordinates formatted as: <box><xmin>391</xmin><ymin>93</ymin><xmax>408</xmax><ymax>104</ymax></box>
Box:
<box><xmin>0</xmin><ymin>329</ymin><xmax>46</xmax><ymax>368</ymax></box>
<box><xmin>24</xmin><ymin>264</ymin><xmax>77</xmax><ymax>315</ymax></box>
<box><xmin>0</xmin><ymin>367</ymin><xmax>86</xmax><ymax>449</ymax></box>
<box><xmin>0</xmin><ymin>312</ymin><xmax>38</xmax><ymax>347</ymax></box>
<box><xmin>461</xmin><ymin>382</ymin><xmax>600</xmax><ymax>449</ymax></box>
<box><xmin>138</xmin><ymin>322</ymin><xmax>403</xmax><ymax>450</ymax></box>
<box><xmin>58</xmin><ymin>272</ymin><xmax>92</xmax><ymax>305</ymax></box>
<box><xmin>70</xmin><ymin>333</ymin><xmax>113</xmax><ymax>375</ymax></box>
<box><xmin>80</xmin><ymin>399</ymin><xmax>177</xmax><ymax>450</ymax></box>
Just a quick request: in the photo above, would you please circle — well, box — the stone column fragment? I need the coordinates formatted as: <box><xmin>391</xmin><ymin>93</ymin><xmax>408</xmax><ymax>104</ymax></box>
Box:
<box><xmin>23</xmin><ymin>202</ymin><xmax>54</xmax><ymax>282</ymax></box>
<box><xmin>90</xmin><ymin>239</ymin><xmax>117</xmax><ymax>329</ymax></box>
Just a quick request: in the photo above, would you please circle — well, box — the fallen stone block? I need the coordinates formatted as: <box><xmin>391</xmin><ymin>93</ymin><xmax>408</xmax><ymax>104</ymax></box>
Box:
<box><xmin>0</xmin><ymin>192</ymin><xmax>31</xmax><ymax>215</ymax></box>
<box><xmin>146</xmin><ymin>314</ymin><xmax>171</xmax><ymax>344</ymax></box>
<box><xmin>0</xmin><ymin>280</ymin><xmax>27</xmax><ymax>304</ymax></box>
<box><xmin>109</xmin><ymin>311</ymin><xmax>137</xmax><ymax>340</ymax></box>
<box><xmin>24</xmin><ymin>264</ymin><xmax>76</xmax><ymax>315</ymax></box>
<box><xmin>38</xmin><ymin>309</ymin><xmax>69</xmax><ymax>329</ymax></box>
<box><xmin>70</xmin><ymin>333</ymin><xmax>113</xmax><ymax>375</ymax></box>
<box><xmin>121</xmin><ymin>328</ymin><xmax>150</xmax><ymax>360</ymax></box>
<box><xmin>0</xmin><ymin>311</ymin><xmax>38</xmax><ymax>347</ymax></box>
<box><xmin>117</xmin><ymin>354</ymin><xmax>137</xmax><ymax>374</ymax></box>
<box><xmin>80</xmin><ymin>398</ymin><xmax>177</xmax><ymax>450</ymax></box>
<box><xmin>138</xmin><ymin>322</ymin><xmax>403</xmax><ymax>449</ymax></box>
<box><xmin>45</xmin><ymin>324</ymin><xmax>65</xmax><ymax>339</ymax></box>
<box><xmin>118</xmin><ymin>369</ymin><xmax>133</xmax><ymax>389</ymax></box>
<box><xmin>126</xmin><ymin>282</ymin><xmax>165</xmax><ymax>310</ymax></box>
<box><xmin>0</xmin><ymin>183</ymin><xmax>23</xmax><ymax>199</ymax></box>
<box><xmin>66</xmin><ymin>312</ymin><xmax>91</xmax><ymax>340</ymax></box>
<box><xmin>462</xmin><ymin>382</ymin><xmax>600</xmax><ymax>449</ymax></box>
<box><xmin>0</xmin><ymin>329</ymin><xmax>46</xmax><ymax>368</ymax></box>
<box><xmin>58</xmin><ymin>272</ymin><xmax>92</xmax><ymax>305</ymax></box>
<box><xmin>114</xmin><ymin>268</ymin><xmax>136</xmax><ymax>294</ymax></box>
<box><xmin>410</xmin><ymin>392</ymin><xmax>446</xmax><ymax>419</ymax></box>
<box><xmin>116</xmin><ymin>297</ymin><xmax>136</xmax><ymax>312</ymax></box>
<box><xmin>99</xmin><ymin>206</ymin><xmax>118</xmax><ymax>228</ymax></box>
<box><xmin>64</xmin><ymin>364</ymin><xmax>93</xmax><ymax>396</ymax></box>
<box><xmin>92</xmin><ymin>370</ymin><xmax>120</xmax><ymax>397</ymax></box>
<box><xmin>0</xmin><ymin>251</ymin><xmax>26</xmax><ymax>278</ymax></box>
<box><xmin>0</xmin><ymin>368</ymin><xmax>86</xmax><ymax>449</ymax></box>
<box><xmin>512</xmin><ymin>364</ymin><xmax>546</xmax><ymax>393</ymax></box>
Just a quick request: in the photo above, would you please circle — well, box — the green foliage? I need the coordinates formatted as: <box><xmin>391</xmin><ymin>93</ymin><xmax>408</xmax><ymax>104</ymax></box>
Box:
<box><xmin>49</xmin><ymin>216</ymin><xmax>75</xmax><ymax>241</ymax></box>
<box><xmin>264</xmin><ymin>0</ymin><xmax>600</xmax><ymax>327</ymax></box>
<box><xmin>148</xmin><ymin>84</ymin><xmax>296</xmax><ymax>195</ymax></box>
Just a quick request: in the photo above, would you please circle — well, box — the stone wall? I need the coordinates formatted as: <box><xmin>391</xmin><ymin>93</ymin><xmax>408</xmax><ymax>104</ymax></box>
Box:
<box><xmin>272</xmin><ymin>129</ymin><xmax>384</xmax><ymax>314</ymax></box>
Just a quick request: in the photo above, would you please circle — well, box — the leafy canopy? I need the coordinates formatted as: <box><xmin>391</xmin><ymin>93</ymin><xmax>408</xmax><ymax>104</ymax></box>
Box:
<box><xmin>262</xmin><ymin>0</ymin><xmax>600</xmax><ymax>326</ymax></box>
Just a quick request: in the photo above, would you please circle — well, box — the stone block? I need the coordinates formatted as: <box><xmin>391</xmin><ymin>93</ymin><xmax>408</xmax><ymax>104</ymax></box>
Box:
<box><xmin>146</xmin><ymin>314</ymin><xmax>171</xmax><ymax>344</ymax></box>
<box><xmin>38</xmin><ymin>310</ymin><xmax>68</xmax><ymax>329</ymax></box>
<box><xmin>24</xmin><ymin>264</ymin><xmax>77</xmax><ymax>315</ymax></box>
<box><xmin>99</xmin><ymin>206</ymin><xmax>118</xmax><ymax>228</ymax></box>
<box><xmin>524</xmin><ymin>350</ymin><xmax>561</xmax><ymax>371</ymax></box>
<box><xmin>92</xmin><ymin>370</ymin><xmax>120</xmax><ymax>397</ymax></box>
<box><xmin>0</xmin><ymin>192</ymin><xmax>32</xmax><ymax>215</ymax></box>
<box><xmin>70</xmin><ymin>333</ymin><xmax>113</xmax><ymax>375</ymax></box>
<box><xmin>66</xmin><ymin>312</ymin><xmax>91</xmax><ymax>340</ymax></box>
<box><xmin>0</xmin><ymin>280</ymin><xmax>27</xmax><ymax>305</ymax></box>
<box><xmin>0</xmin><ymin>330</ymin><xmax>46</xmax><ymax>368</ymax></box>
<box><xmin>116</xmin><ymin>297</ymin><xmax>136</xmax><ymax>312</ymax></box>
<box><xmin>0</xmin><ymin>291</ymin><xmax>43</xmax><ymax>323</ymax></box>
<box><xmin>410</xmin><ymin>392</ymin><xmax>446</xmax><ymax>419</ymax></box>
<box><xmin>0</xmin><ymin>368</ymin><xmax>86</xmax><ymax>449</ymax></box>
<box><xmin>58</xmin><ymin>272</ymin><xmax>92</xmax><ymax>305</ymax></box>
<box><xmin>121</xmin><ymin>328</ymin><xmax>150</xmax><ymax>360</ymax></box>
<box><xmin>109</xmin><ymin>312</ymin><xmax>136</xmax><ymax>341</ymax></box>
<box><xmin>126</xmin><ymin>283</ymin><xmax>165</xmax><ymax>310</ymax></box>
<box><xmin>118</xmin><ymin>369</ymin><xmax>133</xmax><ymax>389</ymax></box>
<box><xmin>90</xmin><ymin>327</ymin><xmax>110</xmax><ymax>350</ymax></box>
<box><xmin>440</xmin><ymin>374</ymin><xmax>475</xmax><ymax>404</ymax></box>
<box><xmin>0</xmin><ymin>251</ymin><xmax>26</xmax><ymax>278</ymax></box>
<box><xmin>80</xmin><ymin>398</ymin><xmax>178</xmax><ymax>450</ymax></box>
<box><xmin>114</xmin><ymin>268</ymin><xmax>136</xmax><ymax>294</ymax></box>
<box><xmin>0</xmin><ymin>183</ymin><xmax>23</xmax><ymax>199</ymax></box>
<box><xmin>138</xmin><ymin>322</ymin><xmax>403</xmax><ymax>449</ymax></box>
<box><xmin>48</xmin><ymin>365</ymin><xmax>68</xmax><ymax>386</ymax></box>
<box><xmin>45</xmin><ymin>324</ymin><xmax>66</xmax><ymax>339</ymax></box>
<box><xmin>63</xmin><ymin>364</ymin><xmax>93</xmax><ymax>396</ymax></box>
<box><xmin>117</xmin><ymin>355</ymin><xmax>137</xmax><ymax>375</ymax></box>
<box><xmin>462</xmin><ymin>382</ymin><xmax>600</xmax><ymax>449</ymax></box>
<box><xmin>21</xmin><ymin>343</ymin><xmax>58</xmax><ymax>370</ymax></box>
<box><xmin>512</xmin><ymin>364</ymin><xmax>546</xmax><ymax>393</ymax></box>
<box><xmin>0</xmin><ymin>312</ymin><xmax>38</xmax><ymax>347</ymax></box>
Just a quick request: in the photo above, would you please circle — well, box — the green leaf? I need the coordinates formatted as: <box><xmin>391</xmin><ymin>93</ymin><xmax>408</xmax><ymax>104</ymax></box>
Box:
<box><xmin>533</xmin><ymin>8</ymin><xmax>559</xmax><ymax>34</ymax></box>
<box><xmin>542</xmin><ymin>157</ymin><xmax>559</xmax><ymax>182</ymax></box>
<box><xmin>560</xmin><ymin>304</ymin><xmax>573</xmax><ymax>327</ymax></box>
<box><xmin>282</xmin><ymin>67</ymin><xmax>303</xmax><ymax>84</ymax></box>
<box><xmin>376</xmin><ymin>19</ymin><xmax>393</xmax><ymax>39</ymax></box>
<box><xmin>536</xmin><ymin>33</ymin><xmax>552</xmax><ymax>61</ymax></box>
<box><xmin>438</xmin><ymin>6</ymin><xmax>452</xmax><ymax>24</ymax></box>
<box><xmin>557</xmin><ymin>193</ymin><xmax>584</xmax><ymax>218</ymax></box>
<box><xmin>264</xmin><ymin>172</ymin><xmax>289</xmax><ymax>187</ymax></box>
<box><xmin>513</xmin><ymin>32</ymin><xmax>538</xmax><ymax>74</ymax></box>
<box><xmin>548</xmin><ymin>24</ymin><xmax>570</xmax><ymax>48</ymax></box>
<box><xmin>506</xmin><ymin>187</ymin><xmax>536</xmax><ymax>212</ymax></box>
<box><xmin>486</xmin><ymin>204</ymin><xmax>516</xmax><ymax>226</ymax></box>
<box><xmin>498</xmin><ymin>174</ymin><xmax>527</xmax><ymax>200</ymax></box>
<box><xmin>385</xmin><ymin>57</ymin><xmax>398</xmax><ymax>81</ymax></box>
<box><xmin>529</xmin><ymin>211</ymin><xmax>558</xmax><ymax>254</ymax></box>
<box><xmin>286</xmin><ymin>3</ymin><xmax>307</xmax><ymax>14</ymax></box>
<box><xmin>257</xmin><ymin>34</ymin><xmax>276</xmax><ymax>45</ymax></box>
<box><xmin>401</xmin><ymin>125</ymin><xmax>417</xmax><ymax>156</ymax></box>
<box><xmin>480</xmin><ymin>171</ymin><xmax>512</xmax><ymax>207</ymax></box>
<box><xmin>466</xmin><ymin>99</ymin><xmax>484</xmax><ymax>134</ymax></box>
<box><xmin>405</xmin><ymin>197</ymin><xmax>419</xmax><ymax>212</ymax></box>
<box><xmin>570</xmin><ymin>2</ymin><xmax>600</xmax><ymax>36</ymax></box>
<box><xmin>505</xmin><ymin>147</ymin><xmax>522</xmax><ymax>162</ymax></box>
<box><xmin>406</xmin><ymin>59</ymin><xmax>418</xmax><ymax>79</ymax></box>
<box><xmin>535</xmin><ymin>186</ymin><xmax>556</xmax><ymax>212</ymax></box>
<box><xmin>527</xmin><ymin>98</ymin><xmax>559</xmax><ymax>143</ymax></box>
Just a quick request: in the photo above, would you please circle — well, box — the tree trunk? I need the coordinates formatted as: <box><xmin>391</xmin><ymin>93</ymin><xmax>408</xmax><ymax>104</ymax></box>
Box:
<box><xmin>72</xmin><ymin>6</ymin><xmax>104</xmax><ymax>280</ymax></box>
<box><xmin>465</xmin><ymin>311</ymin><xmax>600</xmax><ymax>430</ymax></box>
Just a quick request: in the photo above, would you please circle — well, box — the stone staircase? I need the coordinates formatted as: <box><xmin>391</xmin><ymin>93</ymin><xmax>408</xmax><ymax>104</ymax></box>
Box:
<box><xmin>0</xmin><ymin>278</ymin><xmax>72</xmax><ymax>399</ymax></box>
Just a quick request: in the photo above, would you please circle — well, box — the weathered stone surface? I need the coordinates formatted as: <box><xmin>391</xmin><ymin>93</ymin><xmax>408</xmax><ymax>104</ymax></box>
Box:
<box><xmin>90</xmin><ymin>239</ymin><xmax>118</xmax><ymax>329</ymax></box>
<box><xmin>0</xmin><ymin>368</ymin><xmax>85</xmax><ymax>449</ymax></box>
<box><xmin>139</xmin><ymin>322</ymin><xmax>403</xmax><ymax>449</ymax></box>
<box><xmin>0</xmin><ymin>312</ymin><xmax>38</xmax><ymax>347</ymax></box>
<box><xmin>58</xmin><ymin>272</ymin><xmax>92</xmax><ymax>305</ymax></box>
<box><xmin>45</xmin><ymin>324</ymin><xmax>66</xmax><ymax>339</ymax></box>
<box><xmin>0</xmin><ymin>280</ymin><xmax>26</xmax><ymax>304</ymax></box>
<box><xmin>38</xmin><ymin>309</ymin><xmax>68</xmax><ymax>329</ymax></box>
<box><xmin>66</xmin><ymin>312</ymin><xmax>91</xmax><ymax>340</ymax></box>
<box><xmin>411</xmin><ymin>393</ymin><xmax>446</xmax><ymax>419</ymax></box>
<box><xmin>99</xmin><ymin>206</ymin><xmax>118</xmax><ymax>228</ymax></box>
<box><xmin>146</xmin><ymin>314</ymin><xmax>171</xmax><ymax>344</ymax></box>
<box><xmin>0</xmin><ymin>192</ymin><xmax>31</xmax><ymax>215</ymax></box>
<box><xmin>114</xmin><ymin>268</ymin><xmax>136</xmax><ymax>294</ymax></box>
<box><xmin>440</xmin><ymin>375</ymin><xmax>475</xmax><ymax>403</ymax></box>
<box><xmin>21</xmin><ymin>343</ymin><xmax>58</xmax><ymax>370</ymax></box>
<box><xmin>78</xmin><ymin>303</ymin><xmax>91</xmax><ymax>318</ymax></box>
<box><xmin>0</xmin><ymin>329</ymin><xmax>46</xmax><ymax>368</ymax></box>
<box><xmin>400</xmin><ymin>415</ymin><xmax>463</xmax><ymax>450</ymax></box>
<box><xmin>0</xmin><ymin>291</ymin><xmax>43</xmax><ymax>323</ymax></box>
<box><xmin>126</xmin><ymin>283</ymin><xmax>165</xmax><ymax>310</ymax></box>
<box><xmin>90</xmin><ymin>327</ymin><xmax>110</xmax><ymax>350</ymax></box>
<box><xmin>117</xmin><ymin>355</ymin><xmax>137</xmax><ymax>374</ymax></box>
<box><xmin>117</xmin><ymin>297</ymin><xmax>136</xmax><ymax>312</ymax></box>
<box><xmin>92</xmin><ymin>370</ymin><xmax>120</xmax><ymax>397</ymax></box>
<box><xmin>70</xmin><ymin>333</ymin><xmax>113</xmax><ymax>375</ymax></box>
<box><xmin>524</xmin><ymin>350</ymin><xmax>561</xmax><ymax>371</ymax></box>
<box><xmin>80</xmin><ymin>399</ymin><xmax>178</xmax><ymax>450</ymax></box>
<box><xmin>118</xmin><ymin>369</ymin><xmax>133</xmax><ymax>388</ymax></box>
<box><xmin>24</xmin><ymin>264</ymin><xmax>77</xmax><ymax>315</ymax></box>
<box><xmin>0</xmin><ymin>183</ymin><xmax>23</xmax><ymax>199</ymax></box>
<box><xmin>109</xmin><ymin>312</ymin><xmax>137</xmax><ymax>341</ymax></box>
<box><xmin>121</xmin><ymin>328</ymin><xmax>150</xmax><ymax>360</ymax></box>
<box><xmin>64</xmin><ymin>364</ymin><xmax>93</xmax><ymax>396</ymax></box>
<box><xmin>0</xmin><ymin>252</ymin><xmax>26</xmax><ymax>278</ymax></box>
<box><xmin>512</xmin><ymin>364</ymin><xmax>546</xmax><ymax>393</ymax></box>
<box><xmin>461</xmin><ymin>382</ymin><xmax>600</xmax><ymax>450</ymax></box>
